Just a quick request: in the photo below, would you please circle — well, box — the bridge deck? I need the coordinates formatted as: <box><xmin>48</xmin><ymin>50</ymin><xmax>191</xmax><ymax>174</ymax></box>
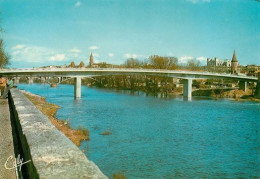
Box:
<box><xmin>0</xmin><ymin>68</ymin><xmax>258</xmax><ymax>82</ymax></box>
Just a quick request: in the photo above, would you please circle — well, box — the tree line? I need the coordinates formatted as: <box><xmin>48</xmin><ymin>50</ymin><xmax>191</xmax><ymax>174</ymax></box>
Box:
<box><xmin>68</xmin><ymin>55</ymin><xmax>203</xmax><ymax>71</ymax></box>
<box><xmin>123</xmin><ymin>55</ymin><xmax>203</xmax><ymax>71</ymax></box>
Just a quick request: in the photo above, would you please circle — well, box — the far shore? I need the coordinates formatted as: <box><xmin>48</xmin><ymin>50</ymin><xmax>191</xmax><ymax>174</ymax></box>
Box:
<box><xmin>192</xmin><ymin>88</ymin><xmax>260</xmax><ymax>102</ymax></box>
<box><xmin>82</xmin><ymin>83</ymin><xmax>260</xmax><ymax>102</ymax></box>
<box><xmin>20</xmin><ymin>80</ymin><xmax>260</xmax><ymax>102</ymax></box>
<box><xmin>22</xmin><ymin>90</ymin><xmax>89</xmax><ymax>147</ymax></box>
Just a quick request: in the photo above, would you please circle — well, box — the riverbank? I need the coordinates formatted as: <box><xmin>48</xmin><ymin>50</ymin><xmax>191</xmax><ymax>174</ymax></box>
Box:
<box><xmin>192</xmin><ymin>88</ymin><xmax>260</xmax><ymax>102</ymax></box>
<box><xmin>21</xmin><ymin>90</ymin><xmax>89</xmax><ymax>146</ymax></box>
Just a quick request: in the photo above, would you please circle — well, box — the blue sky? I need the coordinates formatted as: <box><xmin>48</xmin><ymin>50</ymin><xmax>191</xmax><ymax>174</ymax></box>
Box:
<box><xmin>0</xmin><ymin>0</ymin><xmax>259</xmax><ymax>68</ymax></box>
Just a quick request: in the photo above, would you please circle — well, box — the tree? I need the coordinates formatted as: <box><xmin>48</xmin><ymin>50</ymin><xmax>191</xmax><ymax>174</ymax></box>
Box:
<box><xmin>70</xmin><ymin>61</ymin><xmax>76</xmax><ymax>68</ymax></box>
<box><xmin>149</xmin><ymin>55</ymin><xmax>178</xmax><ymax>69</ymax></box>
<box><xmin>124</xmin><ymin>58</ymin><xmax>141</xmax><ymax>68</ymax></box>
<box><xmin>187</xmin><ymin>59</ymin><xmax>201</xmax><ymax>71</ymax></box>
<box><xmin>141</xmin><ymin>59</ymin><xmax>152</xmax><ymax>69</ymax></box>
<box><xmin>0</xmin><ymin>39</ymin><xmax>9</xmax><ymax>68</ymax></box>
<box><xmin>79</xmin><ymin>61</ymin><xmax>85</xmax><ymax>68</ymax></box>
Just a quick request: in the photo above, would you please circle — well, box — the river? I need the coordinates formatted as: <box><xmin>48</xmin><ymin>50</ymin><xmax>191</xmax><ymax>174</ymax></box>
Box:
<box><xmin>17</xmin><ymin>83</ymin><xmax>260</xmax><ymax>179</ymax></box>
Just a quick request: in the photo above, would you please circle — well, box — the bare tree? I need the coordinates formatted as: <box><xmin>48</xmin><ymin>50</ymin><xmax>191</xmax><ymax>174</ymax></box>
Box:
<box><xmin>0</xmin><ymin>39</ymin><xmax>9</xmax><ymax>68</ymax></box>
<box><xmin>70</xmin><ymin>61</ymin><xmax>76</xmax><ymax>68</ymax></box>
<box><xmin>187</xmin><ymin>59</ymin><xmax>201</xmax><ymax>71</ymax></box>
<box><xmin>149</xmin><ymin>55</ymin><xmax>178</xmax><ymax>69</ymax></box>
<box><xmin>124</xmin><ymin>58</ymin><xmax>141</xmax><ymax>68</ymax></box>
<box><xmin>79</xmin><ymin>61</ymin><xmax>85</xmax><ymax>68</ymax></box>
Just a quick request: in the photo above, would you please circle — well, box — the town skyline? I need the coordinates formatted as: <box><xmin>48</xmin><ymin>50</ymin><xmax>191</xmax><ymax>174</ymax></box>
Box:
<box><xmin>0</xmin><ymin>0</ymin><xmax>259</xmax><ymax>68</ymax></box>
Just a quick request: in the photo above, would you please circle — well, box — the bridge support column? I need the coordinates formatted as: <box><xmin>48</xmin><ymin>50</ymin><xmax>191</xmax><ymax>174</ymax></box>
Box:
<box><xmin>239</xmin><ymin>81</ymin><xmax>247</xmax><ymax>92</ymax></box>
<box><xmin>255</xmin><ymin>72</ymin><xmax>260</xmax><ymax>99</ymax></box>
<box><xmin>74</xmin><ymin>77</ymin><xmax>81</xmax><ymax>99</ymax></box>
<box><xmin>183</xmin><ymin>79</ymin><xmax>192</xmax><ymax>101</ymax></box>
<box><xmin>58</xmin><ymin>77</ymin><xmax>61</xmax><ymax>83</ymax></box>
<box><xmin>28</xmin><ymin>77</ymin><xmax>33</xmax><ymax>84</ymax></box>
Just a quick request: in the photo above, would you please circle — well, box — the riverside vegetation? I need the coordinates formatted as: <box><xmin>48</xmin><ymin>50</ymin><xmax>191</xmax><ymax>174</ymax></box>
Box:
<box><xmin>58</xmin><ymin>75</ymin><xmax>259</xmax><ymax>101</ymax></box>
<box><xmin>23</xmin><ymin>91</ymin><xmax>89</xmax><ymax>146</ymax></box>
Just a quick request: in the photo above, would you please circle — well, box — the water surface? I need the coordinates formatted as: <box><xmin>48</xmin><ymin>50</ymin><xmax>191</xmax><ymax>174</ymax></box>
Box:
<box><xmin>17</xmin><ymin>83</ymin><xmax>260</xmax><ymax>179</ymax></box>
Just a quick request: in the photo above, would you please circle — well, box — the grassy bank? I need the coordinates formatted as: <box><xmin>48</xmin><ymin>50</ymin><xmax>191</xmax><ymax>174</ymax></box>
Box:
<box><xmin>22</xmin><ymin>91</ymin><xmax>89</xmax><ymax>146</ymax></box>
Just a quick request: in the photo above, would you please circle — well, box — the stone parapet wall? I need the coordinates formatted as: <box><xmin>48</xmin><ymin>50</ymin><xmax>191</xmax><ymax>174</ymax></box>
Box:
<box><xmin>9</xmin><ymin>88</ymin><xmax>108</xmax><ymax>179</ymax></box>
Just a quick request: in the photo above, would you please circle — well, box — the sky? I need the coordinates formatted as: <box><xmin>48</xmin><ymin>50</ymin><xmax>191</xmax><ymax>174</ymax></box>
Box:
<box><xmin>0</xmin><ymin>0</ymin><xmax>259</xmax><ymax>68</ymax></box>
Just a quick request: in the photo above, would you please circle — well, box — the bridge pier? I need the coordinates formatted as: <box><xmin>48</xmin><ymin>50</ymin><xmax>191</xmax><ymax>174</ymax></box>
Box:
<box><xmin>239</xmin><ymin>81</ymin><xmax>247</xmax><ymax>92</ymax></box>
<box><xmin>28</xmin><ymin>77</ymin><xmax>33</xmax><ymax>84</ymax></box>
<box><xmin>74</xmin><ymin>77</ymin><xmax>81</xmax><ymax>99</ymax></box>
<box><xmin>183</xmin><ymin>79</ymin><xmax>192</xmax><ymax>101</ymax></box>
<box><xmin>58</xmin><ymin>77</ymin><xmax>61</xmax><ymax>83</ymax></box>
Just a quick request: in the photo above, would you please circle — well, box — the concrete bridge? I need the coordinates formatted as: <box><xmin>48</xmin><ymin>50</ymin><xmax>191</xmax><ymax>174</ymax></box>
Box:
<box><xmin>1</xmin><ymin>68</ymin><xmax>259</xmax><ymax>100</ymax></box>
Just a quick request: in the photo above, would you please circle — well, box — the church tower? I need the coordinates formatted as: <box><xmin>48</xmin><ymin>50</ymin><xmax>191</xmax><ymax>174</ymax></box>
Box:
<box><xmin>231</xmin><ymin>50</ymin><xmax>238</xmax><ymax>74</ymax></box>
<box><xmin>89</xmin><ymin>52</ymin><xmax>94</xmax><ymax>67</ymax></box>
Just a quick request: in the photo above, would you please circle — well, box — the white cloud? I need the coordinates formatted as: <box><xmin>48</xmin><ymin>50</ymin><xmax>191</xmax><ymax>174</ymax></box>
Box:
<box><xmin>124</xmin><ymin>53</ymin><xmax>143</xmax><ymax>59</ymax></box>
<box><xmin>73</xmin><ymin>54</ymin><xmax>79</xmax><ymax>58</ymax></box>
<box><xmin>12</xmin><ymin>44</ymin><xmax>25</xmax><ymax>50</ymax></box>
<box><xmin>196</xmin><ymin>56</ymin><xmax>207</xmax><ymax>62</ymax></box>
<box><xmin>89</xmin><ymin>46</ymin><xmax>99</xmax><ymax>50</ymax></box>
<box><xmin>179</xmin><ymin>56</ymin><xmax>194</xmax><ymax>63</ymax></box>
<box><xmin>70</xmin><ymin>48</ymin><xmax>81</xmax><ymax>53</ymax></box>
<box><xmin>49</xmin><ymin>54</ymin><xmax>66</xmax><ymax>61</ymax></box>
<box><xmin>108</xmin><ymin>53</ymin><xmax>114</xmax><ymax>57</ymax></box>
<box><xmin>12</xmin><ymin>51</ymin><xmax>20</xmax><ymax>56</ymax></box>
<box><xmin>196</xmin><ymin>56</ymin><xmax>207</xmax><ymax>65</ymax></box>
<box><xmin>11</xmin><ymin>45</ymin><xmax>71</xmax><ymax>64</ymax></box>
<box><xmin>11</xmin><ymin>46</ymin><xmax>53</xmax><ymax>63</ymax></box>
<box><xmin>179</xmin><ymin>56</ymin><xmax>207</xmax><ymax>65</ymax></box>
<box><xmin>75</xmin><ymin>1</ymin><xmax>81</xmax><ymax>7</ymax></box>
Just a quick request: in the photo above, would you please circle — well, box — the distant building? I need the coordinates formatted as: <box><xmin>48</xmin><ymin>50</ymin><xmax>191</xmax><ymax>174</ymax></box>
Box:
<box><xmin>87</xmin><ymin>52</ymin><xmax>115</xmax><ymax>68</ymax></box>
<box><xmin>207</xmin><ymin>58</ymin><xmax>231</xmax><ymax>67</ymax></box>
<box><xmin>231</xmin><ymin>51</ymin><xmax>238</xmax><ymax>74</ymax></box>
<box><xmin>88</xmin><ymin>52</ymin><xmax>101</xmax><ymax>68</ymax></box>
<box><xmin>89</xmin><ymin>52</ymin><xmax>94</xmax><ymax>67</ymax></box>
